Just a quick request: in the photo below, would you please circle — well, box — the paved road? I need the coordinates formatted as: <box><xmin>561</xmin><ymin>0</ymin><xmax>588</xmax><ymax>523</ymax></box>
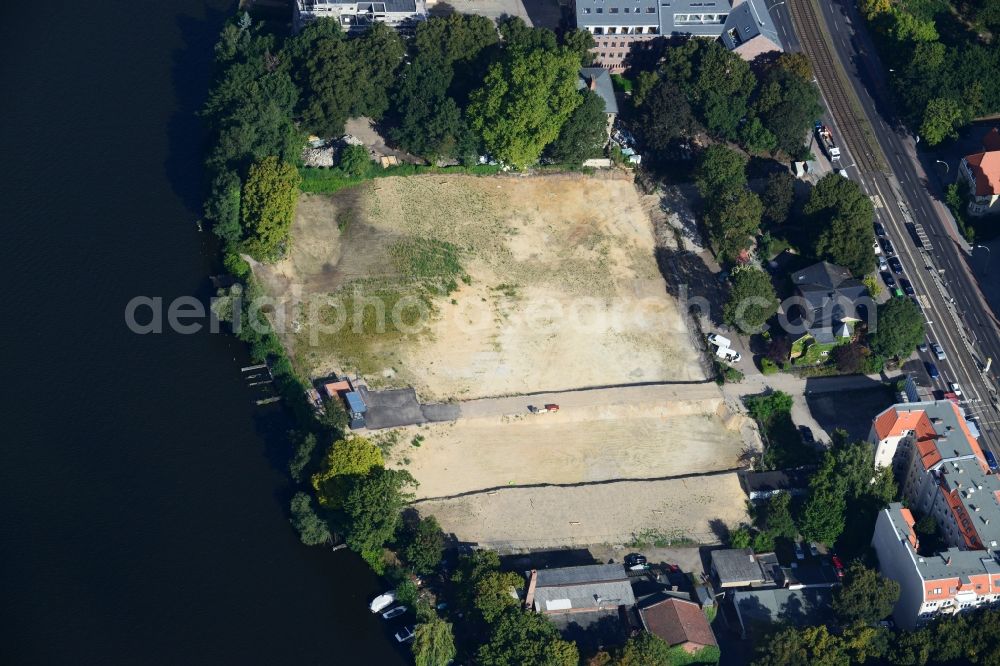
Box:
<box><xmin>784</xmin><ymin>0</ymin><xmax>1000</xmax><ymax>458</ymax></box>
<box><xmin>457</xmin><ymin>381</ymin><xmax>723</xmax><ymax>419</ymax></box>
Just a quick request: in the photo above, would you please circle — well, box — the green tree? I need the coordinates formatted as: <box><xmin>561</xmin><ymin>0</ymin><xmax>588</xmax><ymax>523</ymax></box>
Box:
<box><xmin>343</xmin><ymin>467</ymin><xmax>417</xmax><ymax>572</ymax></box>
<box><xmin>617</xmin><ymin>632</ymin><xmax>674</xmax><ymax>666</ymax></box>
<box><xmin>869</xmin><ymin>297</ymin><xmax>925</xmax><ymax>359</ymax></box>
<box><xmin>841</xmin><ymin>622</ymin><xmax>889</xmax><ymax>664</ymax></box>
<box><xmin>547</xmin><ymin>89</ymin><xmax>607</xmax><ymax>164</ymax></box>
<box><xmin>800</xmin><ymin>452</ymin><xmax>847</xmax><ymax>545</ymax></box>
<box><xmin>478</xmin><ymin>609</ymin><xmax>578</xmax><ymax>666</ymax></box>
<box><xmin>562</xmin><ymin>29</ymin><xmax>597</xmax><ymax>66</ymax></box>
<box><xmin>805</xmin><ymin>173</ymin><xmax>876</xmax><ymax>276</ymax></box>
<box><xmin>451</xmin><ymin>550</ymin><xmax>502</xmax><ymax>616</ymax></box>
<box><xmin>289</xmin><ymin>491</ymin><xmax>332</xmax><ymax>546</ymax></box>
<box><xmin>753</xmin><ymin>625</ymin><xmax>848</xmax><ymax>666</ymax></box>
<box><xmin>415</xmin><ymin>14</ymin><xmax>499</xmax><ymax>67</ymax></box>
<box><xmin>764</xmin><ymin>491</ymin><xmax>797</xmax><ymax>539</ymax></box>
<box><xmin>762</xmin><ymin>171</ymin><xmax>796</xmax><ymax>226</ymax></box>
<box><xmin>289</xmin><ymin>432</ymin><xmax>318</xmax><ymax>483</ymax></box>
<box><xmin>832</xmin><ymin>562</ymin><xmax>900</xmax><ymax>624</ymax></box>
<box><xmin>339</xmin><ymin>144</ymin><xmax>371</xmax><ymax>177</ymax></box>
<box><xmin>475</xmin><ymin>571</ymin><xmax>525</xmax><ymax>623</ymax></box>
<box><xmin>863</xmin><ymin>274</ymin><xmax>882</xmax><ymax>298</ymax></box>
<box><xmin>739</xmin><ymin>117</ymin><xmax>778</xmax><ymax>155</ymax></box>
<box><xmin>351</xmin><ymin>23</ymin><xmax>406</xmax><ymax>120</ymax></box>
<box><xmin>240</xmin><ymin>156</ymin><xmax>301</xmax><ymax>261</ymax></box>
<box><xmin>705</xmin><ymin>189</ymin><xmax>763</xmax><ymax>262</ymax></box>
<box><xmin>202</xmin><ymin>15</ymin><xmax>301</xmax><ymax>175</ymax></box>
<box><xmin>391</xmin><ymin>57</ymin><xmax>467</xmax><ymax>161</ymax></box>
<box><xmin>312</xmin><ymin>434</ymin><xmax>385</xmax><ymax>508</ymax></box>
<box><xmin>412</xmin><ymin>616</ymin><xmax>457</xmax><ymax>666</ymax></box>
<box><xmin>695</xmin><ymin>144</ymin><xmax>748</xmax><ymax>198</ymax></box>
<box><xmin>920</xmin><ymin>97</ymin><xmax>964</xmax><ymax>145</ymax></box>
<box><xmin>637</xmin><ymin>79</ymin><xmax>699</xmax><ymax>154</ymax></box>
<box><xmin>402</xmin><ymin>515</ymin><xmax>446</xmax><ymax>575</ymax></box>
<box><xmin>754</xmin><ymin>69</ymin><xmax>823</xmax><ymax>156</ymax></box>
<box><xmin>889</xmin><ymin>628</ymin><xmax>932</xmax><ymax>665</ymax></box>
<box><xmin>832</xmin><ymin>342</ymin><xmax>865</xmax><ymax>374</ymax></box>
<box><xmin>730</xmin><ymin>524</ymin><xmax>753</xmax><ymax>548</ymax></box>
<box><xmin>468</xmin><ymin>47</ymin><xmax>582</xmax><ymax>167</ymax></box>
<box><xmin>776</xmin><ymin>52</ymin><xmax>814</xmax><ymax>82</ymax></box>
<box><xmin>724</xmin><ymin>266</ymin><xmax>778</xmax><ymax>333</ymax></box>
<box><xmin>744</xmin><ymin>391</ymin><xmax>793</xmax><ymax>424</ymax></box>
<box><xmin>888</xmin><ymin>7</ymin><xmax>939</xmax><ymax>43</ymax></box>
<box><xmin>498</xmin><ymin>17</ymin><xmax>558</xmax><ymax>53</ymax></box>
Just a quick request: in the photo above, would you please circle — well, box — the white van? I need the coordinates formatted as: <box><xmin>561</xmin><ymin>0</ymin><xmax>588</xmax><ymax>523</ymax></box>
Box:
<box><xmin>707</xmin><ymin>333</ymin><xmax>732</xmax><ymax>348</ymax></box>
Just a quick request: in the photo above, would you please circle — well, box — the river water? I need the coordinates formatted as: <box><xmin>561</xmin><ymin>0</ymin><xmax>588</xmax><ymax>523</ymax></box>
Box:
<box><xmin>0</xmin><ymin>2</ymin><xmax>405</xmax><ymax>663</ymax></box>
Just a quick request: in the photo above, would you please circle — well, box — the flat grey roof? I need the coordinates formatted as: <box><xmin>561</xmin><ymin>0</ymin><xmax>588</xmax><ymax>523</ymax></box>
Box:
<box><xmin>711</xmin><ymin>548</ymin><xmax>766</xmax><ymax>585</ymax></box>
<box><xmin>734</xmin><ymin>588</ymin><xmax>833</xmax><ymax>630</ymax></box>
<box><xmin>576</xmin><ymin>0</ymin><xmax>661</xmax><ymax>26</ymax></box>
<box><xmin>535</xmin><ymin>563</ymin><xmax>628</xmax><ymax>587</ymax></box>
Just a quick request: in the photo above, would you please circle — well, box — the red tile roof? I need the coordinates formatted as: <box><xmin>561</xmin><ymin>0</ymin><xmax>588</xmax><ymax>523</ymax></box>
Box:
<box><xmin>941</xmin><ymin>485</ymin><xmax>983</xmax><ymax>550</ymax></box>
<box><xmin>965</xmin><ymin>151</ymin><xmax>1000</xmax><ymax>197</ymax></box>
<box><xmin>639</xmin><ymin>598</ymin><xmax>717</xmax><ymax>650</ymax></box>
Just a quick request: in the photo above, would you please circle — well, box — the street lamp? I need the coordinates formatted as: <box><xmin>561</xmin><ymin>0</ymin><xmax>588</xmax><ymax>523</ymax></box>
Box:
<box><xmin>767</xmin><ymin>1</ymin><xmax>786</xmax><ymax>9</ymax></box>
<box><xmin>935</xmin><ymin>159</ymin><xmax>950</xmax><ymax>173</ymax></box>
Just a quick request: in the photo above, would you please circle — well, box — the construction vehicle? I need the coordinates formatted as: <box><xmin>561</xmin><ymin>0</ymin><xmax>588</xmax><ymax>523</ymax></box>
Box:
<box><xmin>815</xmin><ymin>122</ymin><xmax>841</xmax><ymax>160</ymax></box>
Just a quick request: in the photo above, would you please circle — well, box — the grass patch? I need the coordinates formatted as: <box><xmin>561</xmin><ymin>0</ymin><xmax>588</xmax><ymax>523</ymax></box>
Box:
<box><xmin>389</xmin><ymin>238</ymin><xmax>463</xmax><ymax>283</ymax></box>
<box><xmin>627</xmin><ymin>528</ymin><xmax>697</xmax><ymax>549</ymax></box>
<box><xmin>298</xmin><ymin>163</ymin><xmax>504</xmax><ymax>194</ymax></box>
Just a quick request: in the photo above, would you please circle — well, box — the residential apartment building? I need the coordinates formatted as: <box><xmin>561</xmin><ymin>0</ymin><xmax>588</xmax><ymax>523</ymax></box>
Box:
<box><xmin>960</xmin><ymin>127</ymin><xmax>1000</xmax><ymax>216</ymax></box>
<box><xmin>575</xmin><ymin>0</ymin><xmax>782</xmax><ymax>71</ymax></box>
<box><xmin>870</xmin><ymin>401</ymin><xmax>1000</xmax><ymax>629</ymax></box>
<box><xmin>293</xmin><ymin>0</ymin><xmax>427</xmax><ymax>33</ymax></box>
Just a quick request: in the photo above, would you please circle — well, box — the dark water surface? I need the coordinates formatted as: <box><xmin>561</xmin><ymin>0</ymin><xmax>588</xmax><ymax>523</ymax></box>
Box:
<box><xmin>0</xmin><ymin>2</ymin><xmax>404</xmax><ymax>663</ymax></box>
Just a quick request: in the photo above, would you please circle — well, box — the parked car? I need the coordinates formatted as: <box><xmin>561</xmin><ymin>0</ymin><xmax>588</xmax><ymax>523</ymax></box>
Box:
<box><xmin>395</xmin><ymin>626</ymin><xmax>416</xmax><ymax>643</ymax></box>
<box><xmin>881</xmin><ymin>237</ymin><xmax>896</xmax><ymax>255</ymax></box>
<box><xmin>874</xmin><ymin>222</ymin><xmax>887</xmax><ymax>237</ymax></box>
<box><xmin>881</xmin><ymin>271</ymin><xmax>896</xmax><ymax>288</ymax></box>
<box><xmin>873</xmin><ymin>237</ymin><xmax>882</xmax><ymax>255</ymax></box>
<box><xmin>624</xmin><ymin>553</ymin><xmax>648</xmax><ymax>570</ymax></box>
<box><xmin>917</xmin><ymin>341</ymin><xmax>928</xmax><ymax>353</ymax></box>
<box><xmin>931</xmin><ymin>342</ymin><xmax>946</xmax><ymax>360</ymax></box>
<box><xmin>926</xmin><ymin>362</ymin><xmax>940</xmax><ymax>380</ymax></box>
<box><xmin>809</xmin><ymin>542</ymin><xmax>820</xmax><ymax>556</ymax></box>
<box><xmin>949</xmin><ymin>382</ymin><xmax>963</xmax><ymax>397</ymax></box>
<box><xmin>799</xmin><ymin>426</ymin><xmax>815</xmax><ymax>445</ymax></box>
<box><xmin>888</xmin><ymin>257</ymin><xmax>904</xmax><ymax>275</ymax></box>
<box><xmin>707</xmin><ymin>333</ymin><xmax>732</xmax><ymax>347</ymax></box>
<box><xmin>878</xmin><ymin>255</ymin><xmax>889</xmax><ymax>271</ymax></box>
<box><xmin>831</xmin><ymin>554</ymin><xmax>845</xmax><ymax>578</ymax></box>
<box><xmin>382</xmin><ymin>606</ymin><xmax>407</xmax><ymax>620</ymax></box>
<box><xmin>900</xmin><ymin>278</ymin><xmax>915</xmax><ymax>296</ymax></box>
<box><xmin>794</xmin><ymin>542</ymin><xmax>805</xmax><ymax>560</ymax></box>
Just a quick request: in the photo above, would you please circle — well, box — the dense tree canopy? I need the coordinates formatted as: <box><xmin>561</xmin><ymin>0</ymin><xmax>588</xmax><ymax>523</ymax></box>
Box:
<box><xmin>467</xmin><ymin>46</ymin><xmax>582</xmax><ymax>166</ymax></box>
<box><xmin>636</xmin><ymin>79</ymin><xmax>698</xmax><ymax>154</ymax></box>
<box><xmin>391</xmin><ymin>57</ymin><xmax>468</xmax><ymax>161</ymax></box>
<box><xmin>833</xmin><ymin>562</ymin><xmax>901</xmax><ymax>625</ymax></box>
<box><xmin>474</xmin><ymin>571</ymin><xmax>525</xmax><ymax>623</ymax></box>
<box><xmin>412</xmin><ymin>616</ymin><xmax>457</xmax><ymax>666</ymax></box>
<box><xmin>312</xmin><ymin>435</ymin><xmax>384</xmax><ymax>508</ymax></box>
<box><xmin>705</xmin><ymin>189</ymin><xmax>764</xmax><ymax>262</ymax></box>
<box><xmin>800</xmin><ymin>451</ymin><xmax>847</xmax><ymax>545</ymax></box>
<box><xmin>240</xmin><ymin>156</ymin><xmax>301</xmax><ymax>261</ymax></box>
<box><xmin>695</xmin><ymin>145</ymin><xmax>748</xmax><ymax>198</ymax></box>
<box><xmin>546</xmin><ymin>89</ymin><xmax>608</xmax><ymax>164</ymax></box>
<box><xmin>343</xmin><ymin>467</ymin><xmax>416</xmax><ymax>571</ymax></box>
<box><xmin>477</xmin><ymin>609</ymin><xmax>578</xmax><ymax>666</ymax></box>
<box><xmin>616</xmin><ymin>632</ymin><xmax>674</xmax><ymax>666</ymax></box>
<box><xmin>401</xmin><ymin>515</ymin><xmax>446</xmax><ymax>575</ymax></box>
<box><xmin>762</xmin><ymin>171</ymin><xmax>796</xmax><ymax>227</ymax></box>
<box><xmin>724</xmin><ymin>266</ymin><xmax>778</xmax><ymax>333</ymax></box>
<box><xmin>869</xmin><ymin>297</ymin><xmax>925</xmax><ymax>359</ymax></box>
<box><xmin>805</xmin><ymin>173</ymin><xmax>876</xmax><ymax>276</ymax></box>
<box><xmin>289</xmin><ymin>491</ymin><xmax>332</xmax><ymax>546</ymax></box>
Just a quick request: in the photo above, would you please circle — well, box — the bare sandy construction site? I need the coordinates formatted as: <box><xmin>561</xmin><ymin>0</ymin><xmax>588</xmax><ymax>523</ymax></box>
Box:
<box><xmin>253</xmin><ymin>172</ymin><xmax>751</xmax><ymax>545</ymax></box>
<box><xmin>254</xmin><ymin>173</ymin><xmax>707</xmax><ymax>400</ymax></box>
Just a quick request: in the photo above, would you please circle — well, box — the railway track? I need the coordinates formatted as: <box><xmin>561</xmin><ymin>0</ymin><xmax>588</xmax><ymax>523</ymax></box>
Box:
<box><xmin>787</xmin><ymin>0</ymin><xmax>883</xmax><ymax>175</ymax></box>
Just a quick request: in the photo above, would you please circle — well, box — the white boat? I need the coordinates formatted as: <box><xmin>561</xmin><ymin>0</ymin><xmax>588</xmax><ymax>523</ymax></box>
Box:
<box><xmin>369</xmin><ymin>591</ymin><xmax>396</xmax><ymax>613</ymax></box>
<box><xmin>395</xmin><ymin>626</ymin><xmax>416</xmax><ymax>643</ymax></box>
<box><xmin>382</xmin><ymin>605</ymin><xmax>407</xmax><ymax>620</ymax></box>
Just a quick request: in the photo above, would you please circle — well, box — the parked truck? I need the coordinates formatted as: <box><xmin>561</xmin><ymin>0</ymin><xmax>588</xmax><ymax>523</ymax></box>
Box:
<box><xmin>815</xmin><ymin>123</ymin><xmax>841</xmax><ymax>160</ymax></box>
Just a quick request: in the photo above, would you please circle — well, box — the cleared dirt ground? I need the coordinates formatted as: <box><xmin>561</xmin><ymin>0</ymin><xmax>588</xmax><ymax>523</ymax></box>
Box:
<box><xmin>413</xmin><ymin>472</ymin><xmax>748</xmax><ymax>549</ymax></box>
<box><xmin>389</xmin><ymin>386</ymin><xmax>748</xmax><ymax>500</ymax></box>
<box><xmin>253</xmin><ymin>173</ymin><xmax>707</xmax><ymax>401</ymax></box>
